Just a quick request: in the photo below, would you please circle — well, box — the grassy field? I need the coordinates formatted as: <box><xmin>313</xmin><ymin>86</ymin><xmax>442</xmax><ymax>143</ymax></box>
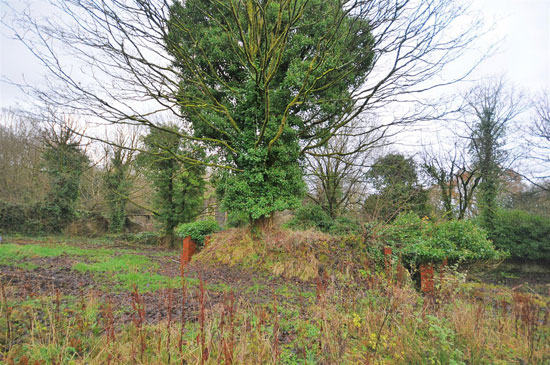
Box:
<box><xmin>1</xmin><ymin>232</ymin><xmax>549</xmax><ymax>364</ymax></box>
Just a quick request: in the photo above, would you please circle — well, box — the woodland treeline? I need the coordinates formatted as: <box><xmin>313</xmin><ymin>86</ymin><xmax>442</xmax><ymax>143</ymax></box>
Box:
<box><xmin>1</xmin><ymin>0</ymin><xmax>549</xmax><ymax>261</ymax></box>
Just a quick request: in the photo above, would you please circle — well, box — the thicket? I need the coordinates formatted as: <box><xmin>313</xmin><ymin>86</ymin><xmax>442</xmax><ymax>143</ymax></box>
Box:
<box><xmin>380</xmin><ymin>212</ymin><xmax>505</xmax><ymax>266</ymax></box>
<box><xmin>286</xmin><ymin>203</ymin><xmax>363</xmax><ymax>236</ymax></box>
<box><xmin>0</xmin><ymin>201</ymin><xmax>79</xmax><ymax>235</ymax></box>
<box><xmin>490</xmin><ymin>209</ymin><xmax>550</xmax><ymax>261</ymax></box>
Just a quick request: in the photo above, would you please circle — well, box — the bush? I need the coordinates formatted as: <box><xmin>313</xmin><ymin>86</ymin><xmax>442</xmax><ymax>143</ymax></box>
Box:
<box><xmin>382</xmin><ymin>212</ymin><xmax>505</xmax><ymax>265</ymax></box>
<box><xmin>0</xmin><ymin>201</ymin><xmax>26</xmax><ymax>233</ymax></box>
<box><xmin>328</xmin><ymin>216</ymin><xmax>362</xmax><ymax>236</ymax></box>
<box><xmin>287</xmin><ymin>203</ymin><xmax>333</xmax><ymax>232</ymax></box>
<box><xmin>287</xmin><ymin>203</ymin><xmax>362</xmax><ymax>236</ymax></box>
<box><xmin>175</xmin><ymin>219</ymin><xmax>221</xmax><ymax>247</ymax></box>
<box><xmin>490</xmin><ymin>209</ymin><xmax>550</xmax><ymax>260</ymax></box>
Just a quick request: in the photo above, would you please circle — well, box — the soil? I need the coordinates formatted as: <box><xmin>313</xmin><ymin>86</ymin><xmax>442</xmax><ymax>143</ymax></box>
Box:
<box><xmin>0</xmin><ymin>240</ymin><xmax>315</xmax><ymax>327</ymax></box>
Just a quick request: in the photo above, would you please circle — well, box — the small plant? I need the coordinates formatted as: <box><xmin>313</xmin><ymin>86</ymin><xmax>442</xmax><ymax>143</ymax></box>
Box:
<box><xmin>175</xmin><ymin>219</ymin><xmax>220</xmax><ymax>248</ymax></box>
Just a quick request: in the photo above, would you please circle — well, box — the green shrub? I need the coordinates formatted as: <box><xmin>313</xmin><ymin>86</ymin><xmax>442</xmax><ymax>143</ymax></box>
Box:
<box><xmin>490</xmin><ymin>209</ymin><xmax>550</xmax><ymax>260</ymax></box>
<box><xmin>382</xmin><ymin>212</ymin><xmax>505</xmax><ymax>265</ymax></box>
<box><xmin>175</xmin><ymin>219</ymin><xmax>221</xmax><ymax>247</ymax></box>
<box><xmin>287</xmin><ymin>203</ymin><xmax>362</xmax><ymax>236</ymax></box>
<box><xmin>328</xmin><ymin>216</ymin><xmax>362</xmax><ymax>236</ymax></box>
<box><xmin>287</xmin><ymin>203</ymin><xmax>333</xmax><ymax>232</ymax></box>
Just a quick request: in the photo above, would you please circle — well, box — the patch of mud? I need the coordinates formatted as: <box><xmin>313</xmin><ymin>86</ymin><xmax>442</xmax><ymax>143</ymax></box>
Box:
<box><xmin>0</xmin><ymin>242</ymin><xmax>316</xmax><ymax>326</ymax></box>
<box><xmin>1</xmin><ymin>265</ymin><xmax>96</xmax><ymax>296</ymax></box>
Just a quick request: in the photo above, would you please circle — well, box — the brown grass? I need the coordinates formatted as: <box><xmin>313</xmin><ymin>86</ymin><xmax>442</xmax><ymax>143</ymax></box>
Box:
<box><xmin>194</xmin><ymin>227</ymin><xmax>338</xmax><ymax>281</ymax></box>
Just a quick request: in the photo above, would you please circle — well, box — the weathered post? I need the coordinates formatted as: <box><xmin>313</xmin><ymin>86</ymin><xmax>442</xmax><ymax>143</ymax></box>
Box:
<box><xmin>181</xmin><ymin>236</ymin><xmax>197</xmax><ymax>265</ymax></box>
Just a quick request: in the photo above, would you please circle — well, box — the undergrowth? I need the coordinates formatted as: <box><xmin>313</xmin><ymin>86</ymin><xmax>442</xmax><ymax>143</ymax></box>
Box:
<box><xmin>1</xmin><ymin>235</ymin><xmax>549</xmax><ymax>364</ymax></box>
<box><xmin>1</xmin><ymin>265</ymin><xmax>548</xmax><ymax>364</ymax></box>
<box><xmin>194</xmin><ymin>228</ymin><xmax>362</xmax><ymax>281</ymax></box>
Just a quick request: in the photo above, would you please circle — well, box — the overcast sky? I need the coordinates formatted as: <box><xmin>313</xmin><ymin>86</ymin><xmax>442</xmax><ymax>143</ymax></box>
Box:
<box><xmin>1</xmin><ymin>0</ymin><xmax>549</xmax><ymax>108</ymax></box>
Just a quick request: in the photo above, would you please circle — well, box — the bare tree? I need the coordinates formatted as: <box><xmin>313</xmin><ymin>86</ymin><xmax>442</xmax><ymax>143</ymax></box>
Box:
<box><xmin>0</xmin><ymin>108</ymin><xmax>46</xmax><ymax>204</ymax></box>
<box><xmin>305</xmin><ymin>118</ymin><xmax>388</xmax><ymax>218</ymax></box>
<box><xmin>526</xmin><ymin>91</ymin><xmax>550</xmax><ymax>187</ymax></box>
<box><xmin>422</xmin><ymin>140</ymin><xmax>481</xmax><ymax>219</ymax></box>
<box><xmin>533</xmin><ymin>91</ymin><xmax>550</xmax><ymax>143</ymax></box>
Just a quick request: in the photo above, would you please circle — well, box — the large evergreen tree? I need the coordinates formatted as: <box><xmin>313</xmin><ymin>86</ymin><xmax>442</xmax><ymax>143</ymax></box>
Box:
<box><xmin>165</xmin><ymin>0</ymin><xmax>375</xmax><ymax>226</ymax></box>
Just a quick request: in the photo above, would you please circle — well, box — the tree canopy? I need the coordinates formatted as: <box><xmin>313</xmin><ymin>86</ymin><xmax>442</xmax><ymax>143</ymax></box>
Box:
<box><xmin>164</xmin><ymin>0</ymin><xmax>375</xmax><ymax>221</ymax></box>
<box><xmin>365</xmin><ymin>153</ymin><xmax>428</xmax><ymax>221</ymax></box>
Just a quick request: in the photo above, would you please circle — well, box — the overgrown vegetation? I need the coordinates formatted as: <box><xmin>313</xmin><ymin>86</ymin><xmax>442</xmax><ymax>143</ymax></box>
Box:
<box><xmin>1</xmin><ymin>237</ymin><xmax>548</xmax><ymax>364</ymax></box>
<box><xmin>1</xmin><ymin>0</ymin><xmax>549</xmax><ymax>362</ymax></box>
<box><xmin>490</xmin><ymin>209</ymin><xmax>550</xmax><ymax>260</ymax></box>
<box><xmin>381</xmin><ymin>212</ymin><xmax>506</xmax><ymax>265</ymax></box>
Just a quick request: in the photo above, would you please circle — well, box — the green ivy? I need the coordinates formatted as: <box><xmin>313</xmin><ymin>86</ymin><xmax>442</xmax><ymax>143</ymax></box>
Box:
<box><xmin>175</xmin><ymin>219</ymin><xmax>220</xmax><ymax>248</ymax></box>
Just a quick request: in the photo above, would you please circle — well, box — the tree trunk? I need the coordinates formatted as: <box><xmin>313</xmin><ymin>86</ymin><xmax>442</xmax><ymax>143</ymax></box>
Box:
<box><xmin>251</xmin><ymin>215</ymin><xmax>274</xmax><ymax>234</ymax></box>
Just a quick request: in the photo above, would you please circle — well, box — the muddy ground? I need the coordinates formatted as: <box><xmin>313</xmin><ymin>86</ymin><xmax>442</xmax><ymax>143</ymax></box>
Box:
<box><xmin>0</xmin><ymin>239</ymin><xmax>315</xmax><ymax>327</ymax></box>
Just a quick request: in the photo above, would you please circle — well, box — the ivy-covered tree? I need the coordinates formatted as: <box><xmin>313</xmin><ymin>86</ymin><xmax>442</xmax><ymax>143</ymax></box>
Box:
<box><xmin>364</xmin><ymin>153</ymin><xmax>429</xmax><ymax>221</ymax></box>
<box><xmin>103</xmin><ymin>156</ymin><xmax>130</xmax><ymax>233</ymax></box>
<box><xmin>41</xmin><ymin>119</ymin><xmax>89</xmax><ymax>231</ymax></box>
<box><xmin>165</xmin><ymin>0</ymin><xmax>375</xmax><ymax>227</ymax></box>
<box><xmin>465</xmin><ymin>80</ymin><xmax>524</xmax><ymax>232</ymax></box>
<box><xmin>137</xmin><ymin>125</ymin><xmax>206</xmax><ymax>240</ymax></box>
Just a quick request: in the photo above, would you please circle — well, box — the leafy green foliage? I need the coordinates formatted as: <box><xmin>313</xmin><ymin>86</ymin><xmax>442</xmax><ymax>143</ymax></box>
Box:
<box><xmin>382</xmin><ymin>212</ymin><xmax>505</xmax><ymax>265</ymax></box>
<box><xmin>364</xmin><ymin>153</ymin><xmax>429</xmax><ymax>221</ymax></box>
<box><xmin>103</xmin><ymin>148</ymin><xmax>132</xmax><ymax>233</ymax></box>
<box><xmin>137</xmin><ymin>125</ymin><xmax>206</xmax><ymax>237</ymax></box>
<box><xmin>41</xmin><ymin>129</ymin><xmax>89</xmax><ymax>231</ymax></box>
<box><xmin>165</xmin><ymin>0</ymin><xmax>374</xmax><ymax>222</ymax></box>
<box><xmin>287</xmin><ymin>203</ymin><xmax>362</xmax><ymax>236</ymax></box>
<box><xmin>490</xmin><ymin>209</ymin><xmax>550</xmax><ymax>260</ymax></box>
<box><xmin>175</xmin><ymin>219</ymin><xmax>220</xmax><ymax>247</ymax></box>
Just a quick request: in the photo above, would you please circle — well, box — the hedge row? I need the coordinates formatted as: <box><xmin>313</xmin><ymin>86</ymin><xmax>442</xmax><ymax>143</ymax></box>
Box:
<box><xmin>490</xmin><ymin>209</ymin><xmax>550</xmax><ymax>261</ymax></box>
<box><xmin>0</xmin><ymin>201</ymin><xmax>71</xmax><ymax>234</ymax></box>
